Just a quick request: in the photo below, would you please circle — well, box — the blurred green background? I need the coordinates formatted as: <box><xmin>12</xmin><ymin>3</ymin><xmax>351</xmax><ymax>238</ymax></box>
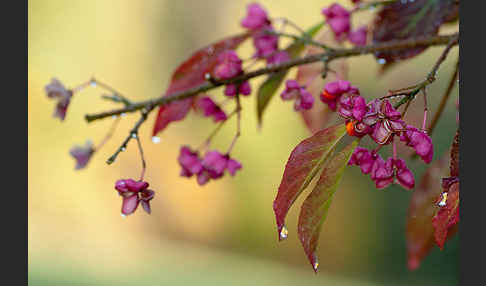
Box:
<box><xmin>28</xmin><ymin>0</ymin><xmax>459</xmax><ymax>285</ymax></box>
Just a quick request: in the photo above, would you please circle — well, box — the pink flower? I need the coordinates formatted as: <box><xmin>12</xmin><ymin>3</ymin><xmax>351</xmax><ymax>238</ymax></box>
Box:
<box><xmin>280</xmin><ymin>80</ymin><xmax>314</xmax><ymax>111</ymax></box>
<box><xmin>178</xmin><ymin>146</ymin><xmax>203</xmax><ymax>177</ymax></box>
<box><xmin>115</xmin><ymin>179</ymin><xmax>154</xmax><ymax>216</ymax></box>
<box><xmin>197</xmin><ymin>96</ymin><xmax>227</xmax><ymax>122</ymax></box>
<box><xmin>321</xmin><ymin>3</ymin><xmax>351</xmax><ymax>39</ymax></box>
<box><xmin>363</xmin><ymin>99</ymin><xmax>406</xmax><ymax>145</ymax></box>
<box><xmin>371</xmin><ymin>156</ymin><xmax>395</xmax><ymax>189</ymax></box>
<box><xmin>266</xmin><ymin>50</ymin><xmax>290</xmax><ymax>65</ymax></box>
<box><xmin>320</xmin><ymin>80</ymin><xmax>357</xmax><ymax>111</ymax></box>
<box><xmin>201</xmin><ymin>151</ymin><xmax>228</xmax><ymax>179</ymax></box>
<box><xmin>394</xmin><ymin>159</ymin><xmax>415</xmax><ymax>190</ymax></box>
<box><xmin>400</xmin><ymin>125</ymin><xmax>434</xmax><ymax>164</ymax></box>
<box><xmin>197</xmin><ymin>150</ymin><xmax>243</xmax><ymax>185</ymax></box>
<box><xmin>371</xmin><ymin>156</ymin><xmax>414</xmax><ymax>190</ymax></box>
<box><xmin>69</xmin><ymin>140</ymin><xmax>95</xmax><ymax>170</ymax></box>
<box><xmin>45</xmin><ymin>78</ymin><xmax>73</xmax><ymax>121</ymax></box>
<box><xmin>338</xmin><ymin>95</ymin><xmax>367</xmax><ymax>121</ymax></box>
<box><xmin>348</xmin><ymin>26</ymin><xmax>368</xmax><ymax>46</ymax></box>
<box><xmin>224</xmin><ymin>81</ymin><xmax>252</xmax><ymax>97</ymax></box>
<box><xmin>348</xmin><ymin>147</ymin><xmax>375</xmax><ymax>174</ymax></box>
<box><xmin>140</xmin><ymin>189</ymin><xmax>155</xmax><ymax>214</ymax></box>
<box><xmin>241</xmin><ymin>3</ymin><xmax>270</xmax><ymax>30</ymax></box>
<box><xmin>252</xmin><ymin>30</ymin><xmax>279</xmax><ymax>59</ymax></box>
<box><xmin>213</xmin><ymin>50</ymin><xmax>243</xmax><ymax>80</ymax></box>
<box><xmin>227</xmin><ymin>159</ymin><xmax>242</xmax><ymax>176</ymax></box>
<box><xmin>350</xmin><ymin>148</ymin><xmax>415</xmax><ymax>190</ymax></box>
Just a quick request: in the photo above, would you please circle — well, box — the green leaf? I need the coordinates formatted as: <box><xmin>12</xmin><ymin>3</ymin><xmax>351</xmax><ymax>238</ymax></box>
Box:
<box><xmin>297</xmin><ymin>139</ymin><xmax>358</xmax><ymax>273</ymax></box>
<box><xmin>256</xmin><ymin>22</ymin><xmax>324</xmax><ymax>126</ymax></box>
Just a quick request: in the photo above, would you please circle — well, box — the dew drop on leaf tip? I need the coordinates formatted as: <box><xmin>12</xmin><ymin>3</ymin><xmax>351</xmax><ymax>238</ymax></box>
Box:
<box><xmin>279</xmin><ymin>225</ymin><xmax>288</xmax><ymax>240</ymax></box>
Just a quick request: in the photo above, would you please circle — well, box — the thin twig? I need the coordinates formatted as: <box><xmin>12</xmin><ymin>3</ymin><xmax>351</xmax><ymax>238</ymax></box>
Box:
<box><xmin>422</xmin><ymin>87</ymin><xmax>428</xmax><ymax>131</ymax></box>
<box><xmin>266</xmin><ymin>30</ymin><xmax>332</xmax><ymax>51</ymax></box>
<box><xmin>95</xmin><ymin>116</ymin><xmax>121</xmax><ymax>150</ymax></box>
<box><xmin>90</xmin><ymin>77</ymin><xmax>133</xmax><ymax>106</ymax></box>
<box><xmin>135</xmin><ymin>135</ymin><xmax>146</xmax><ymax>181</ymax></box>
<box><xmin>427</xmin><ymin>58</ymin><xmax>459</xmax><ymax>135</ymax></box>
<box><xmin>106</xmin><ymin>105</ymin><xmax>154</xmax><ymax>164</ymax></box>
<box><xmin>85</xmin><ymin>33</ymin><xmax>458</xmax><ymax>123</ymax></box>
<box><xmin>198</xmin><ymin>110</ymin><xmax>237</xmax><ymax>150</ymax></box>
<box><xmin>227</xmin><ymin>95</ymin><xmax>242</xmax><ymax>154</ymax></box>
<box><xmin>393</xmin><ymin>34</ymin><xmax>459</xmax><ymax>109</ymax></box>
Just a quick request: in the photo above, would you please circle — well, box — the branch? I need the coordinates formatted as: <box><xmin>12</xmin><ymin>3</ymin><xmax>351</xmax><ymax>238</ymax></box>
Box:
<box><xmin>393</xmin><ymin>34</ymin><xmax>459</xmax><ymax>108</ymax></box>
<box><xmin>427</xmin><ymin>59</ymin><xmax>459</xmax><ymax>135</ymax></box>
<box><xmin>85</xmin><ymin>33</ymin><xmax>458</xmax><ymax>123</ymax></box>
<box><xmin>106</xmin><ymin>104</ymin><xmax>154</xmax><ymax>164</ymax></box>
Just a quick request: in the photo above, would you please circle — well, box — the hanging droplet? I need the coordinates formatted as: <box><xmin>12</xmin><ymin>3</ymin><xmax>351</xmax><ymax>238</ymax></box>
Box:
<box><xmin>121</xmin><ymin>113</ymin><xmax>127</xmax><ymax>117</ymax></box>
<box><xmin>152</xmin><ymin>136</ymin><xmax>161</xmax><ymax>144</ymax></box>
<box><xmin>204</xmin><ymin>73</ymin><xmax>211</xmax><ymax>80</ymax></box>
<box><xmin>377</xmin><ymin>58</ymin><xmax>387</xmax><ymax>65</ymax></box>
<box><xmin>131</xmin><ymin>133</ymin><xmax>137</xmax><ymax>139</ymax></box>
<box><xmin>121</xmin><ymin>147</ymin><xmax>126</xmax><ymax>151</ymax></box>
<box><xmin>313</xmin><ymin>261</ymin><xmax>319</xmax><ymax>272</ymax></box>
<box><xmin>90</xmin><ymin>79</ymin><xmax>97</xmax><ymax>87</ymax></box>
<box><xmin>121</xmin><ymin>213</ymin><xmax>126</xmax><ymax>218</ymax></box>
<box><xmin>279</xmin><ymin>226</ymin><xmax>289</xmax><ymax>240</ymax></box>
<box><xmin>438</xmin><ymin>192</ymin><xmax>448</xmax><ymax>207</ymax></box>
<box><xmin>112</xmin><ymin>115</ymin><xmax>118</xmax><ymax>119</ymax></box>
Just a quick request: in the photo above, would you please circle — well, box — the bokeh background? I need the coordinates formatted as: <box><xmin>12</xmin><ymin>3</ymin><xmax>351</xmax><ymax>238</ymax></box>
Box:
<box><xmin>28</xmin><ymin>0</ymin><xmax>459</xmax><ymax>285</ymax></box>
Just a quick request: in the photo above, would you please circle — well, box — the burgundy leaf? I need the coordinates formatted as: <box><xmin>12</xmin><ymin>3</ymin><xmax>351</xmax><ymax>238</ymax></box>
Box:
<box><xmin>296</xmin><ymin>30</ymin><xmax>348</xmax><ymax>133</ymax></box>
<box><xmin>372</xmin><ymin>0</ymin><xmax>459</xmax><ymax>70</ymax></box>
<box><xmin>298</xmin><ymin>139</ymin><xmax>358</xmax><ymax>273</ymax></box>
<box><xmin>273</xmin><ymin>123</ymin><xmax>347</xmax><ymax>241</ymax></box>
<box><xmin>432</xmin><ymin>181</ymin><xmax>459</xmax><ymax>250</ymax></box>
<box><xmin>153</xmin><ymin>33</ymin><xmax>250</xmax><ymax>136</ymax></box>
<box><xmin>406</xmin><ymin>152</ymin><xmax>449</xmax><ymax>271</ymax></box>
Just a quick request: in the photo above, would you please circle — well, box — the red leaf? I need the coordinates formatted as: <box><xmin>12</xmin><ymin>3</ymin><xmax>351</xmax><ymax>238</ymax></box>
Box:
<box><xmin>298</xmin><ymin>140</ymin><xmax>358</xmax><ymax>273</ymax></box>
<box><xmin>406</xmin><ymin>153</ymin><xmax>449</xmax><ymax>271</ymax></box>
<box><xmin>152</xmin><ymin>33</ymin><xmax>250</xmax><ymax>136</ymax></box>
<box><xmin>432</xmin><ymin>181</ymin><xmax>459</xmax><ymax>250</ymax></box>
<box><xmin>296</xmin><ymin>30</ymin><xmax>348</xmax><ymax>134</ymax></box>
<box><xmin>372</xmin><ymin>0</ymin><xmax>458</xmax><ymax>70</ymax></box>
<box><xmin>431</xmin><ymin>128</ymin><xmax>460</xmax><ymax>250</ymax></box>
<box><xmin>273</xmin><ymin>123</ymin><xmax>347</xmax><ymax>241</ymax></box>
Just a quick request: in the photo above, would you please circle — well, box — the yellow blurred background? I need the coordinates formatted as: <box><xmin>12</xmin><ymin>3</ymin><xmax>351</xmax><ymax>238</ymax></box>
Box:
<box><xmin>29</xmin><ymin>0</ymin><xmax>459</xmax><ymax>285</ymax></box>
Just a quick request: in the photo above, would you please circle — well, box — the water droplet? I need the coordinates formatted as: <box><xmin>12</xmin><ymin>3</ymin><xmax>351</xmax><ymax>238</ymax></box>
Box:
<box><xmin>313</xmin><ymin>261</ymin><xmax>319</xmax><ymax>272</ymax></box>
<box><xmin>131</xmin><ymin>133</ymin><xmax>137</xmax><ymax>139</ymax></box>
<box><xmin>121</xmin><ymin>113</ymin><xmax>127</xmax><ymax>117</ymax></box>
<box><xmin>204</xmin><ymin>73</ymin><xmax>211</xmax><ymax>80</ymax></box>
<box><xmin>112</xmin><ymin>115</ymin><xmax>118</xmax><ymax>119</ymax></box>
<box><xmin>377</xmin><ymin>58</ymin><xmax>387</xmax><ymax>65</ymax></box>
<box><xmin>90</xmin><ymin>80</ymin><xmax>97</xmax><ymax>87</ymax></box>
<box><xmin>438</xmin><ymin>192</ymin><xmax>448</xmax><ymax>207</ymax></box>
<box><xmin>151</xmin><ymin>136</ymin><xmax>161</xmax><ymax>144</ymax></box>
<box><xmin>280</xmin><ymin>226</ymin><xmax>288</xmax><ymax>240</ymax></box>
<box><xmin>121</xmin><ymin>213</ymin><xmax>126</xmax><ymax>218</ymax></box>
<box><xmin>121</xmin><ymin>147</ymin><xmax>126</xmax><ymax>151</ymax></box>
